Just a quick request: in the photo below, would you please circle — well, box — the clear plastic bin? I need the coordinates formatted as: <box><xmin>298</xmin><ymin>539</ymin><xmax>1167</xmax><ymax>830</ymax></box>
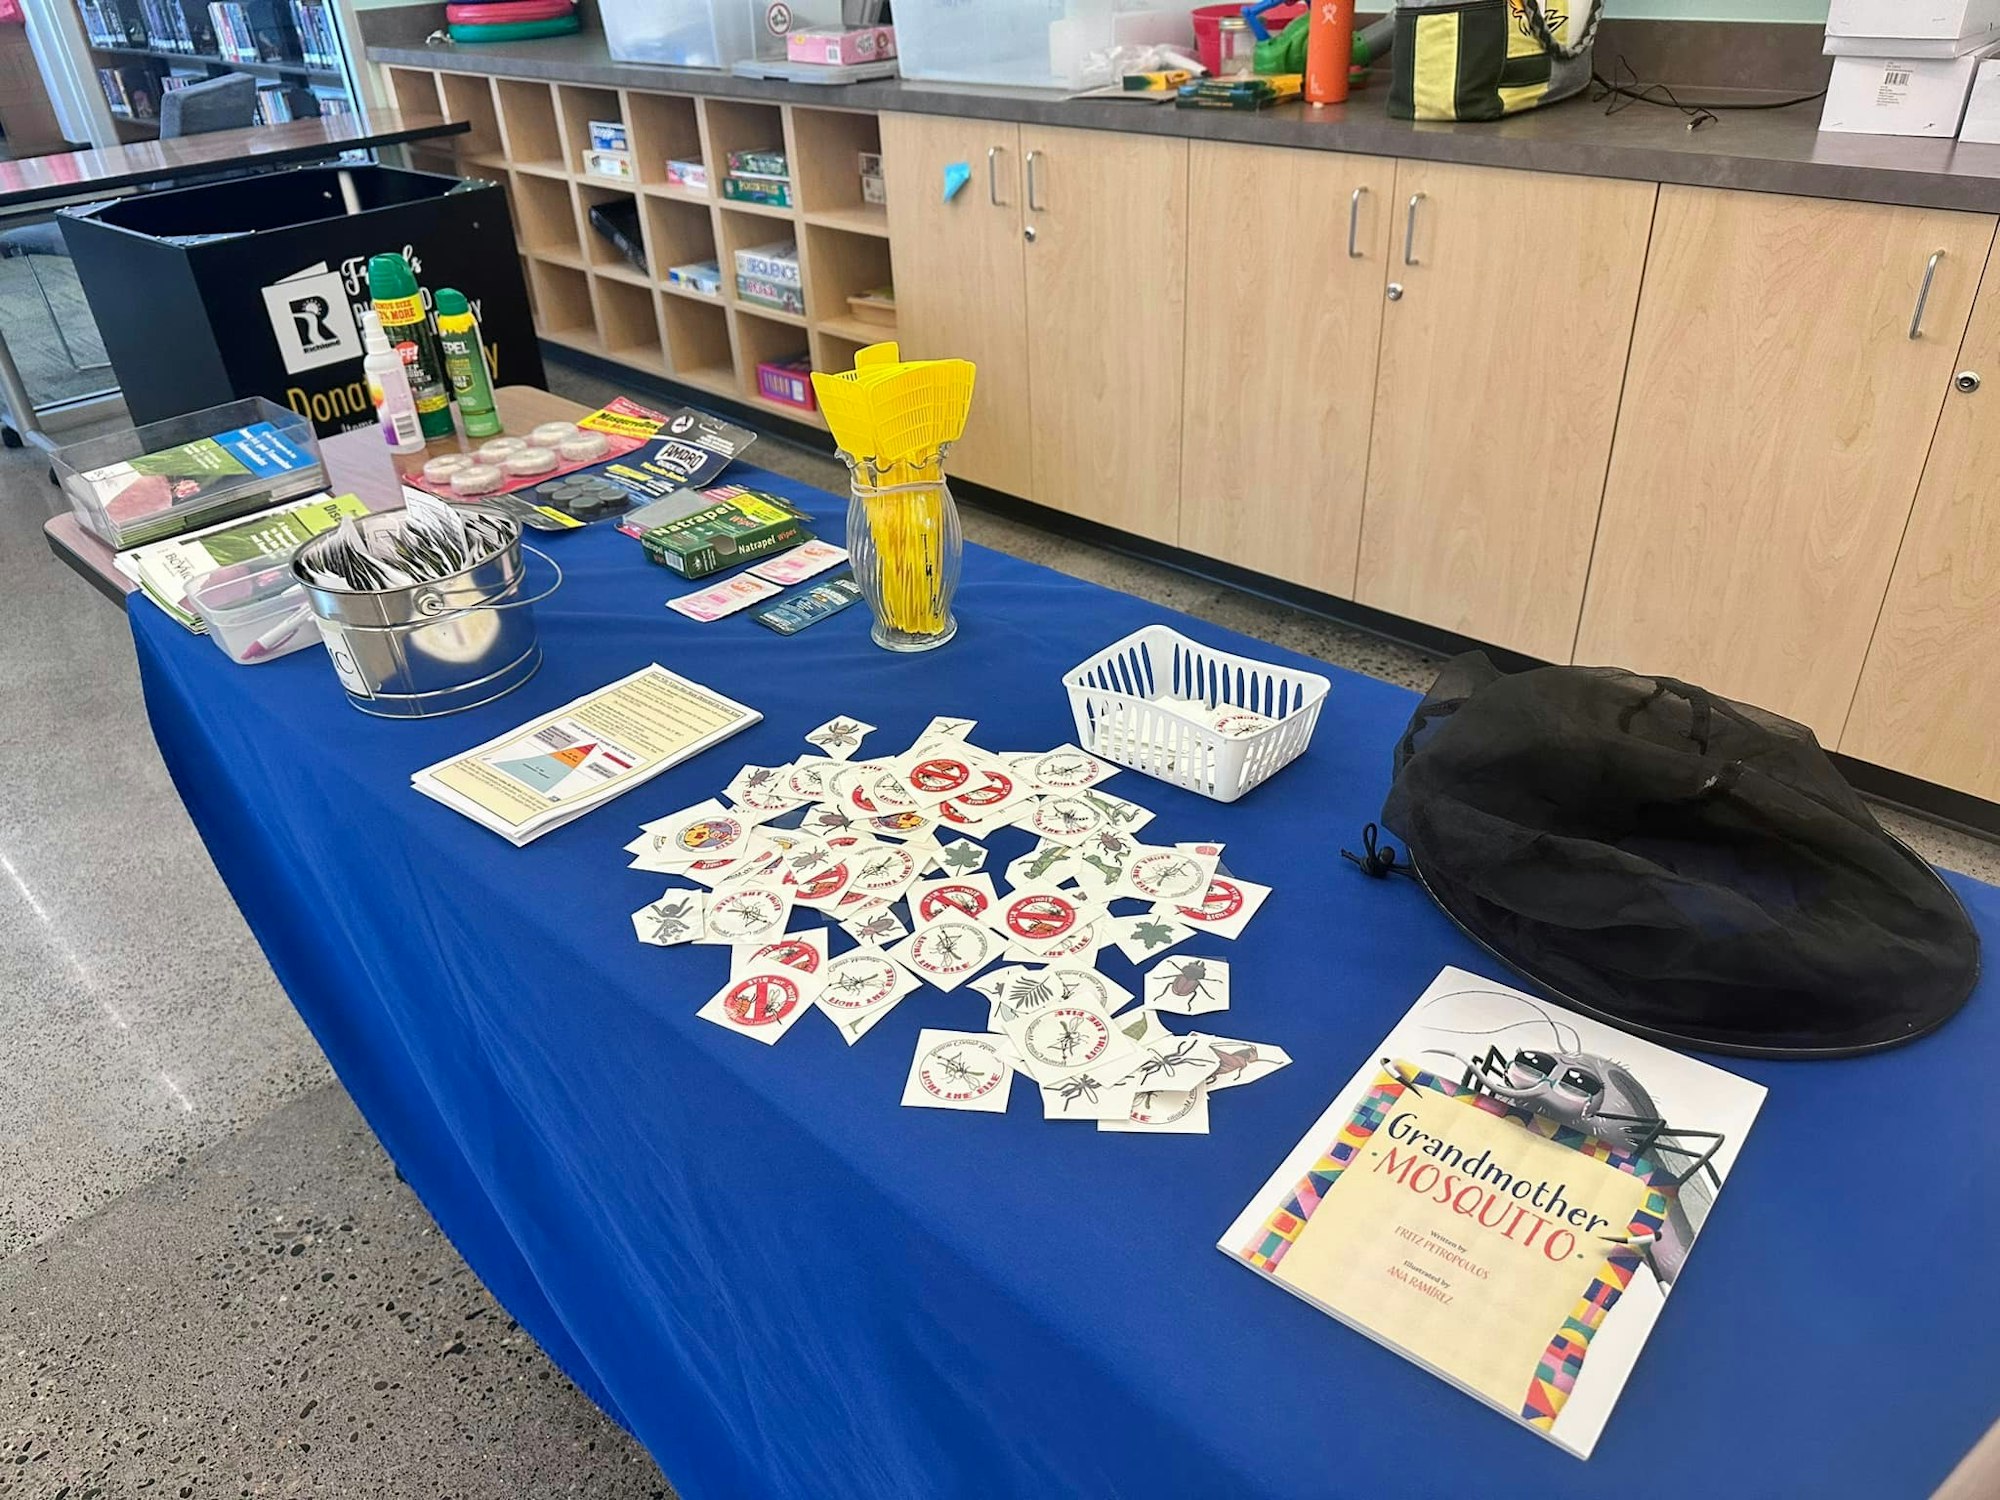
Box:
<box><xmin>53</xmin><ymin>396</ymin><xmax>323</xmax><ymax>552</ymax></box>
<box><xmin>600</xmin><ymin>0</ymin><xmax>839</xmax><ymax>68</ymax></box>
<box><xmin>897</xmin><ymin>0</ymin><xmax>1191</xmax><ymax>88</ymax></box>
<box><xmin>186</xmin><ymin>554</ymin><xmax>319</xmax><ymax>665</ymax></box>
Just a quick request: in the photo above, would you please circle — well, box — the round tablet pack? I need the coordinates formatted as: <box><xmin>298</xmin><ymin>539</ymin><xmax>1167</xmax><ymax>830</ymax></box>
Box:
<box><xmin>478</xmin><ymin>437</ymin><xmax>526</xmax><ymax>461</ymax></box>
<box><xmin>536</xmin><ymin>475</ymin><xmax>629</xmax><ymax>519</ymax></box>
<box><xmin>529</xmin><ymin>421</ymin><xmax>580</xmax><ymax>448</ymax></box>
<box><xmin>423</xmin><ymin>454</ymin><xmax>473</xmax><ymax>484</ymax></box>
<box><xmin>556</xmin><ymin>430</ymin><xmax>609</xmax><ymax>463</ymax></box>
<box><xmin>503</xmin><ymin>447</ymin><xmax>558</xmax><ymax>476</ymax></box>
<box><xmin>450</xmin><ymin>463</ymin><xmax>504</xmax><ymax>496</ymax></box>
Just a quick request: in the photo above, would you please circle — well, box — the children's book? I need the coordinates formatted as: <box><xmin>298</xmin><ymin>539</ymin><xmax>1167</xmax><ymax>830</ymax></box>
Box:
<box><xmin>1219</xmin><ymin>966</ymin><xmax>1765</xmax><ymax>1459</ymax></box>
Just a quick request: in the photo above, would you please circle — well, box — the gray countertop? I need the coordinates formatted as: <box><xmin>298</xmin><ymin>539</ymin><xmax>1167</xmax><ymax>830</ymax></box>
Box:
<box><xmin>367</xmin><ymin>32</ymin><xmax>2000</xmax><ymax>216</ymax></box>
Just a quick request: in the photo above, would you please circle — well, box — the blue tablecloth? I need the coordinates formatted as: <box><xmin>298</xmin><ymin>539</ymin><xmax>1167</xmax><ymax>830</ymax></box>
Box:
<box><xmin>130</xmin><ymin>465</ymin><xmax>2000</xmax><ymax>1500</ymax></box>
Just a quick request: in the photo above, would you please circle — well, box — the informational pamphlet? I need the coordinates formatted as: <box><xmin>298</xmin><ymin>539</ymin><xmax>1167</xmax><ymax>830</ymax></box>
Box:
<box><xmin>115</xmin><ymin>490</ymin><xmax>368</xmax><ymax>630</ymax></box>
<box><xmin>410</xmin><ymin>664</ymin><xmax>761</xmax><ymax>845</ymax></box>
<box><xmin>1220</xmin><ymin>967</ymin><xmax>1765</xmax><ymax>1459</ymax></box>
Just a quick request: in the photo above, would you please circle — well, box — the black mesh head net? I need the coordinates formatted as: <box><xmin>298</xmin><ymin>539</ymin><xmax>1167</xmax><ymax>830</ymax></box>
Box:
<box><xmin>1381</xmin><ymin>655</ymin><xmax>1980</xmax><ymax>1058</ymax></box>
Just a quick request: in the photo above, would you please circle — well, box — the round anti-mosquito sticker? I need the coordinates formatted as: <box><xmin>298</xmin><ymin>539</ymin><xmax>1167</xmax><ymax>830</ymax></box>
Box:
<box><xmin>722</xmin><ymin>972</ymin><xmax>801</xmax><ymax>1027</ymax></box>
<box><xmin>918</xmin><ymin>883</ymin><xmax>989</xmax><ymax>921</ymax></box>
<box><xmin>908</xmin><ymin>921</ymin><xmax>995</xmax><ymax>975</ymax></box>
<box><xmin>1178</xmin><ymin>878</ymin><xmax>1245</xmax><ymax>924</ymax></box>
<box><xmin>849</xmin><ymin>845</ymin><xmax>920</xmax><ymax>895</ymax></box>
<box><xmin>1017</xmin><ymin>1006</ymin><xmax>1114</xmax><ymax>1070</ymax></box>
<box><xmin>707</xmin><ymin>888</ymin><xmax>788</xmax><ymax>939</ymax></box>
<box><xmin>817</xmin><ymin>954</ymin><xmax>901</xmax><ymax>1011</ymax></box>
<box><xmin>1126</xmin><ymin>851</ymin><xmax>1208</xmax><ymax>902</ymax></box>
<box><xmin>915</xmin><ymin>1036</ymin><xmax>1006</xmax><ymax>1102</ymax></box>
<box><xmin>747</xmin><ymin>936</ymin><xmax>822</xmax><ymax>973</ymax></box>
<box><xmin>1003</xmin><ymin>891</ymin><xmax>1080</xmax><ymax>941</ymax></box>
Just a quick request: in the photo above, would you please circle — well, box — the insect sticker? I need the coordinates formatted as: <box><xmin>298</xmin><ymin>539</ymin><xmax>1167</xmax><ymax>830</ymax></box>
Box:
<box><xmin>894</xmin><ymin>920</ymin><xmax>999</xmax><ymax>990</ymax></box>
<box><xmin>1209</xmin><ymin>708</ymin><xmax>1275</xmax><ymax>739</ymax></box>
<box><xmin>1168</xmin><ymin>875</ymin><xmax>1272</xmax><ymax>941</ymax></box>
<box><xmin>1100</xmin><ymin>1086</ymin><xmax>1210</xmax><ymax>1135</ymax></box>
<box><xmin>901</xmin><ymin>1029</ymin><xmax>1015</xmax><ymax>1112</ymax></box>
<box><xmin>1196</xmin><ymin>1034</ymin><xmax>1291</xmax><ymax>1091</ymax></box>
<box><xmin>804</xmin><ymin>716</ymin><xmax>874</xmax><ymax>760</ymax></box>
<box><xmin>848</xmin><ymin>844</ymin><xmax>922</xmax><ymax>898</ymax></box>
<box><xmin>631</xmin><ymin>891</ymin><xmax>704</xmax><ymax>946</ymax></box>
<box><xmin>1144</xmin><ymin>955</ymin><xmax>1230</xmax><ymax>1015</ymax></box>
<box><xmin>699</xmin><ymin>886</ymin><xmax>795</xmax><ymax>944</ymax></box>
<box><xmin>1003</xmin><ymin>1004</ymin><xmax>1129</xmax><ymax>1084</ymax></box>
<box><xmin>815</xmin><ymin>945</ymin><xmax>919</xmax><ymax>1044</ymax></box>
<box><xmin>695</xmin><ymin>966</ymin><xmax>815</xmax><ymax>1045</ymax></box>
<box><xmin>906</xmin><ymin>756</ymin><xmax>974</xmax><ymax>797</ymax></box>
<box><xmin>1118</xmin><ymin>848</ymin><xmax>1216</xmax><ymax>903</ymax></box>
<box><xmin>732</xmin><ymin>931</ymin><xmax>827</xmax><ymax>978</ymax></box>
<box><xmin>912</xmin><ymin>874</ymin><xmax>997</xmax><ymax>923</ymax></box>
<box><xmin>1029</xmin><ymin>745</ymin><xmax>1117</xmax><ymax>792</ymax></box>
<box><xmin>997</xmin><ymin>888</ymin><xmax>1084</xmax><ymax>943</ymax></box>
<box><xmin>724</xmin><ymin>765</ymin><xmax>804</xmax><ymax>814</ymax></box>
<box><xmin>1019</xmin><ymin>795</ymin><xmax>1109</xmax><ymax>845</ymax></box>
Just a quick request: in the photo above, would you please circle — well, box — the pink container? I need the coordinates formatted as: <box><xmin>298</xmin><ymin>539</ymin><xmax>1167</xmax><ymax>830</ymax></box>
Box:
<box><xmin>786</xmin><ymin>26</ymin><xmax>895</xmax><ymax>66</ymax></box>
<box><xmin>756</xmin><ymin>357</ymin><xmax>816</xmax><ymax>412</ymax></box>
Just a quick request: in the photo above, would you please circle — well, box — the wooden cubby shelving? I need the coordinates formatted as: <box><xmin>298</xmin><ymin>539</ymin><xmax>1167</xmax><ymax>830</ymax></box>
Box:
<box><xmin>384</xmin><ymin>66</ymin><xmax>910</xmax><ymax>431</ymax></box>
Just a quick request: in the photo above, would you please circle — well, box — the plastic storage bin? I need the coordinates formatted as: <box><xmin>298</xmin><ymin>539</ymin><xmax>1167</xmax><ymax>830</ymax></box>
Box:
<box><xmin>897</xmin><ymin>0</ymin><xmax>1190</xmax><ymax>88</ymax></box>
<box><xmin>1063</xmin><ymin>625</ymin><xmax>1329</xmax><ymax>801</ymax></box>
<box><xmin>186</xmin><ymin>553</ymin><xmax>319</xmax><ymax>664</ymax></box>
<box><xmin>54</xmin><ymin>396</ymin><xmax>323</xmax><ymax>551</ymax></box>
<box><xmin>600</xmin><ymin>0</ymin><xmax>838</xmax><ymax>68</ymax></box>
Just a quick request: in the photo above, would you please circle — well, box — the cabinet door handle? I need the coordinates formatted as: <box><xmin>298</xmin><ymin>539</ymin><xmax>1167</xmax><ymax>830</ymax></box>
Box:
<box><xmin>1910</xmin><ymin>249</ymin><xmax>1945</xmax><ymax>340</ymax></box>
<box><xmin>987</xmin><ymin>145</ymin><xmax>1004</xmax><ymax>207</ymax></box>
<box><xmin>1026</xmin><ymin>149</ymin><xmax>1044</xmax><ymax>213</ymax></box>
<box><xmin>1403</xmin><ymin>192</ymin><xmax>1426</xmax><ymax>267</ymax></box>
<box><xmin>1348</xmin><ymin>186</ymin><xmax>1368</xmax><ymax>259</ymax></box>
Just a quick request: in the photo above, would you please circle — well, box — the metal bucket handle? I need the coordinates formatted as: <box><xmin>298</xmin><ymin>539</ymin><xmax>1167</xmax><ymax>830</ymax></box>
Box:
<box><xmin>323</xmin><ymin>542</ymin><xmax>564</xmax><ymax>635</ymax></box>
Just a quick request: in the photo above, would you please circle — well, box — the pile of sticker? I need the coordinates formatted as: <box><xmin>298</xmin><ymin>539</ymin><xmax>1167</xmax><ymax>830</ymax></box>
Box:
<box><xmin>626</xmin><ymin>715</ymin><xmax>1291</xmax><ymax>1133</ymax></box>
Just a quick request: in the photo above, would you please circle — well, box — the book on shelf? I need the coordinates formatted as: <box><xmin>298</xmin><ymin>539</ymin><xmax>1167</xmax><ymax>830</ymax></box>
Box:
<box><xmin>97</xmin><ymin>60</ymin><xmax>164</xmax><ymax>120</ymax></box>
<box><xmin>206</xmin><ymin>0</ymin><xmax>299</xmax><ymax>64</ymax></box>
<box><xmin>287</xmin><ymin>0</ymin><xmax>338</xmax><ymax>70</ymax></box>
<box><xmin>1220</xmin><ymin>966</ymin><xmax>1766</xmax><ymax>1460</ymax></box>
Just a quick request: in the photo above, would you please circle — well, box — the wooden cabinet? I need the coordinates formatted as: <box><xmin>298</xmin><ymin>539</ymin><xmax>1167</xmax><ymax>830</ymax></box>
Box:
<box><xmin>1842</xmin><ymin>244</ymin><xmax>2000</xmax><ymax>798</ymax></box>
<box><xmin>1020</xmin><ymin>124</ymin><xmax>1189</xmax><ymax>542</ymax></box>
<box><xmin>880</xmin><ymin>112</ymin><xmax>1034</xmax><ymax>496</ymax></box>
<box><xmin>1179</xmin><ymin>142</ymin><xmax>1396</xmax><ymax>596</ymax></box>
<box><xmin>1576</xmin><ymin>187</ymin><xmax>1997</xmax><ymax>742</ymax></box>
<box><xmin>1355</xmin><ymin>161</ymin><xmax>1656</xmax><ymax>662</ymax></box>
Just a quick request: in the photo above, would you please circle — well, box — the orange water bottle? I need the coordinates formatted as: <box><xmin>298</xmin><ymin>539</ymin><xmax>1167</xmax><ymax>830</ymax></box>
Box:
<box><xmin>1306</xmin><ymin>0</ymin><xmax>1354</xmax><ymax>106</ymax></box>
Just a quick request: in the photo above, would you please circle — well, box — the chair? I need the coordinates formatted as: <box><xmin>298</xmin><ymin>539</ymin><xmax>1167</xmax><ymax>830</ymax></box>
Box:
<box><xmin>158</xmin><ymin>72</ymin><xmax>259</xmax><ymax>139</ymax></box>
<box><xmin>0</xmin><ymin>73</ymin><xmax>258</xmax><ymax>375</ymax></box>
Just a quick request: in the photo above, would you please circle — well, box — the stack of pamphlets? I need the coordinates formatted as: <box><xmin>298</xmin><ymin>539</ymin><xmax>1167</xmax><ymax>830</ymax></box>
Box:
<box><xmin>67</xmin><ymin>420</ymin><xmax>324</xmax><ymax>549</ymax></box>
<box><xmin>411</xmin><ymin>665</ymin><xmax>763</xmax><ymax>846</ymax></box>
<box><xmin>115</xmin><ymin>491</ymin><xmax>367</xmax><ymax>631</ymax></box>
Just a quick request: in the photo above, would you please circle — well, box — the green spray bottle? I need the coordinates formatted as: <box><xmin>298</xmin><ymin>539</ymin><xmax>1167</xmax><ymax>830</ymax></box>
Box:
<box><xmin>367</xmin><ymin>252</ymin><xmax>454</xmax><ymax>440</ymax></box>
<box><xmin>434</xmin><ymin>287</ymin><xmax>502</xmax><ymax>439</ymax></box>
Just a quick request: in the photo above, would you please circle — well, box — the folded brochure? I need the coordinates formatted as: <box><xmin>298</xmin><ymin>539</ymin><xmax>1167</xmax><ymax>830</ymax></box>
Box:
<box><xmin>1219</xmin><ymin>966</ymin><xmax>1765</xmax><ymax>1459</ymax></box>
<box><xmin>410</xmin><ymin>664</ymin><xmax>761</xmax><ymax>846</ymax></box>
<box><xmin>115</xmin><ymin>490</ymin><xmax>368</xmax><ymax>631</ymax></box>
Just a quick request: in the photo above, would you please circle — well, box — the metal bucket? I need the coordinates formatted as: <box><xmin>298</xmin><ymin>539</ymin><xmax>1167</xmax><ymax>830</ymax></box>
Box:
<box><xmin>291</xmin><ymin>504</ymin><xmax>563</xmax><ymax>719</ymax></box>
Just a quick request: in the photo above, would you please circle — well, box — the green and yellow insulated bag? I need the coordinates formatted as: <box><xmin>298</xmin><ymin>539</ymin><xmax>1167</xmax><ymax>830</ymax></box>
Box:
<box><xmin>1388</xmin><ymin>0</ymin><xmax>1604</xmax><ymax>121</ymax></box>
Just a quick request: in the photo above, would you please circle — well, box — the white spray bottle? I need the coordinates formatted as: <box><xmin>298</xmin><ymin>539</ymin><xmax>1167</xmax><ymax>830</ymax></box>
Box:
<box><xmin>361</xmin><ymin>308</ymin><xmax>425</xmax><ymax>453</ymax></box>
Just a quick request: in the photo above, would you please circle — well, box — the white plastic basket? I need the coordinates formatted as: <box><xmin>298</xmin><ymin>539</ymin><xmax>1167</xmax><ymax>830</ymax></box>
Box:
<box><xmin>1063</xmin><ymin>626</ymin><xmax>1330</xmax><ymax>802</ymax></box>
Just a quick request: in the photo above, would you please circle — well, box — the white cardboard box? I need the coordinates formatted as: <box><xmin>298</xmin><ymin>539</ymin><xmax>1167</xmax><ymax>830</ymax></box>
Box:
<box><xmin>1961</xmin><ymin>58</ymin><xmax>2000</xmax><ymax>140</ymax></box>
<box><xmin>1828</xmin><ymin>0</ymin><xmax>2000</xmax><ymax>44</ymax></box>
<box><xmin>1820</xmin><ymin>43</ymin><xmax>2000</xmax><ymax>135</ymax></box>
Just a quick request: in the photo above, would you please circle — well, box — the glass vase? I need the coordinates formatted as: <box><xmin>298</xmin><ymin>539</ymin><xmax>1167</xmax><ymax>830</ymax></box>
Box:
<box><xmin>843</xmin><ymin>454</ymin><xmax>962</xmax><ymax>652</ymax></box>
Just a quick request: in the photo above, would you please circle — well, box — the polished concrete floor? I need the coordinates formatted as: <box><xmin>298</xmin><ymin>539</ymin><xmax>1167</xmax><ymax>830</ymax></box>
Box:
<box><xmin>5</xmin><ymin>358</ymin><xmax>1997</xmax><ymax>1497</ymax></box>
